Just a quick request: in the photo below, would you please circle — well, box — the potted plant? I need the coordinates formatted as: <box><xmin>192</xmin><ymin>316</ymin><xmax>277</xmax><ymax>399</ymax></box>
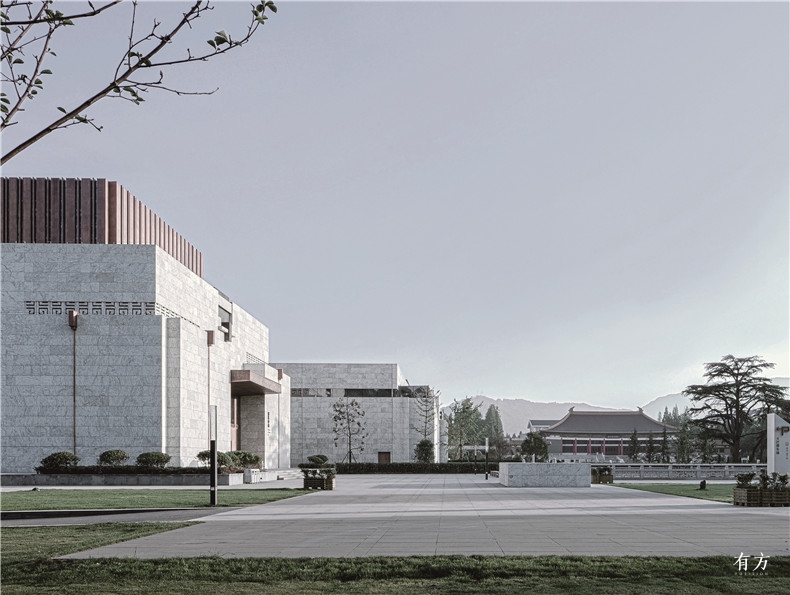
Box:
<box><xmin>599</xmin><ymin>466</ymin><xmax>613</xmax><ymax>484</ymax></box>
<box><xmin>733</xmin><ymin>472</ymin><xmax>760</xmax><ymax>507</ymax></box>
<box><xmin>299</xmin><ymin>454</ymin><xmax>336</xmax><ymax>490</ymax></box>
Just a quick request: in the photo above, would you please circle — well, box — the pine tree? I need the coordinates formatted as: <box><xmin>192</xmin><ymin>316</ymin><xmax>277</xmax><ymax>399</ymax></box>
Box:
<box><xmin>661</xmin><ymin>427</ymin><xmax>670</xmax><ymax>463</ymax></box>
<box><xmin>684</xmin><ymin>355</ymin><xmax>788</xmax><ymax>462</ymax></box>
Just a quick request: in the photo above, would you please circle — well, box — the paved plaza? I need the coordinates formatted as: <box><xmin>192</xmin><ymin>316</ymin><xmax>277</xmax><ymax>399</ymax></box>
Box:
<box><xmin>42</xmin><ymin>474</ymin><xmax>790</xmax><ymax>559</ymax></box>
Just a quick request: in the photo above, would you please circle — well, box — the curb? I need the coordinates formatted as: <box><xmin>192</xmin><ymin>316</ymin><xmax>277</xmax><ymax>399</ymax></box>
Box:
<box><xmin>1</xmin><ymin>507</ymin><xmax>199</xmax><ymax>520</ymax></box>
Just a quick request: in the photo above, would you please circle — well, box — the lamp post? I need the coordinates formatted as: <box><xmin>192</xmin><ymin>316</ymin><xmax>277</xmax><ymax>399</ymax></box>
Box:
<box><xmin>68</xmin><ymin>310</ymin><xmax>78</xmax><ymax>455</ymax></box>
<box><xmin>209</xmin><ymin>404</ymin><xmax>218</xmax><ymax>506</ymax></box>
<box><xmin>484</xmin><ymin>437</ymin><xmax>489</xmax><ymax>480</ymax></box>
<box><xmin>207</xmin><ymin>330</ymin><xmax>217</xmax><ymax>506</ymax></box>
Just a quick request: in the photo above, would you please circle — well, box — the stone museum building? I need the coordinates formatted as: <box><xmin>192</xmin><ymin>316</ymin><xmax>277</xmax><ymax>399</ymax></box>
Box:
<box><xmin>269</xmin><ymin>362</ymin><xmax>443</xmax><ymax>464</ymax></box>
<box><xmin>1</xmin><ymin>177</ymin><xmax>291</xmax><ymax>473</ymax></box>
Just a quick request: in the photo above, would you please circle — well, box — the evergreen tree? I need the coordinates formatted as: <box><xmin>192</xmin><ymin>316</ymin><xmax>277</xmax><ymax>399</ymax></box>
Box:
<box><xmin>481</xmin><ymin>405</ymin><xmax>507</xmax><ymax>460</ymax></box>
<box><xmin>520</xmin><ymin>434</ymin><xmax>549</xmax><ymax>462</ymax></box>
<box><xmin>627</xmin><ymin>429</ymin><xmax>640</xmax><ymax>462</ymax></box>
<box><xmin>684</xmin><ymin>355</ymin><xmax>788</xmax><ymax>462</ymax></box>
<box><xmin>661</xmin><ymin>427</ymin><xmax>670</xmax><ymax>463</ymax></box>
<box><xmin>646</xmin><ymin>433</ymin><xmax>656</xmax><ymax>463</ymax></box>
<box><xmin>414</xmin><ymin>438</ymin><xmax>434</xmax><ymax>463</ymax></box>
<box><xmin>674</xmin><ymin>417</ymin><xmax>693</xmax><ymax>464</ymax></box>
<box><xmin>446</xmin><ymin>397</ymin><xmax>482</xmax><ymax>460</ymax></box>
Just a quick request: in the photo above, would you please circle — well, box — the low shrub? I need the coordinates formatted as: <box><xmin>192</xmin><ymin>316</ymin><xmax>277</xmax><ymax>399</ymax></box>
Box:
<box><xmin>298</xmin><ymin>454</ymin><xmax>336</xmax><ymax>479</ymax></box>
<box><xmin>735</xmin><ymin>472</ymin><xmax>756</xmax><ymax>488</ymax></box>
<box><xmin>36</xmin><ymin>451</ymin><xmax>80</xmax><ymax>472</ymax></box>
<box><xmin>196</xmin><ymin>450</ymin><xmax>261</xmax><ymax>472</ymax></box>
<box><xmin>135</xmin><ymin>452</ymin><xmax>171</xmax><ymax>468</ymax></box>
<box><xmin>97</xmin><ymin>449</ymin><xmax>129</xmax><ymax>466</ymax></box>
<box><xmin>234</xmin><ymin>451</ymin><xmax>263</xmax><ymax>469</ymax></box>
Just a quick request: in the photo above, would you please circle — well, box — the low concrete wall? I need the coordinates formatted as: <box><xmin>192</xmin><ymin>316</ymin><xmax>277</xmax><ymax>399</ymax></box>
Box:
<box><xmin>500</xmin><ymin>463</ymin><xmax>591</xmax><ymax>487</ymax></box>
<box><xmin>2</xmin><ymin>474</ymin><xmax>212</xmax><ymax>487</ymax></box>
<box><xmin>1</xmin><ymin>470</ymin><xmax>297</xmax><ymax>487</ymax></box>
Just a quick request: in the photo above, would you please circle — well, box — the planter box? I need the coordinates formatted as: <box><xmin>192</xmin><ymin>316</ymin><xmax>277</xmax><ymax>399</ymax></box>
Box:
<box><xmin>599</xmin><ymin>473</ymin><xmax>614</xmax><ymax>484</ymax></box>
<box><xmin>761</xmin><ymin>490</ymin><xmax>790</xmax><ymax>507</ymax></box>
<box><xmin>303</xmin><ymin>477</ymin><xmax>335</xmax><ymax>490</ymax></box>
<box><xmin>218</xmin><ymin>473</ymin><xmax>244</xmax><ymax>486</ymax></box>
<box><xmin>733</xmin><ymin>487</ymin><xmax>761</xmax><ymax>507</ymax></box>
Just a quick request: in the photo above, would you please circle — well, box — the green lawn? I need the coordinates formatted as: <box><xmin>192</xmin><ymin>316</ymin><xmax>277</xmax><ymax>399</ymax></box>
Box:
<box><xmin>1</xmin><ymin>524</ymin><xmax>788</xmax><ymax>594</ymax></box>
<box><xmin>613</xmin><ymin>483</ymin><xmax>735</xmax><ymax>503</ymax></box>
<box><xmin>0</xmin><ymin>488</ymin><xmax>311</xmax><ymax>511</ymax></box>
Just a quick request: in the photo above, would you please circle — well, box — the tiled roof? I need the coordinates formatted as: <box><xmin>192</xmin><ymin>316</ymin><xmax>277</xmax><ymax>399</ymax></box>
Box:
<box><xmin>542</xmin><ymin>408</ymin><xmax>677</xmax><ymax>435</ymax></box>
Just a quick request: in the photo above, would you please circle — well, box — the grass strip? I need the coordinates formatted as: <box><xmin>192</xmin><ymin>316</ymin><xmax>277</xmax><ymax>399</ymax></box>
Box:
<box><xmin>0</xmin><ymin>488</ymin><xmax>311</xmax><ymax>511</ymax></box>
<box><xmin>1</xmin><ymin>524</ymin><xmax>788</xmax><ymax>594</ymax></box>
<box><xmin>613</xmin><ymin>483</ymin><xmax>734</xmax><ymax>503</ymax></box>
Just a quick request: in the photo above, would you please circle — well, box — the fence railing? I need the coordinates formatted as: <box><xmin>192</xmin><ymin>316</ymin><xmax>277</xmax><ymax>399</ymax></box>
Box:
<box><xmin>590</xmin><ymin>463</ymin><xmax>766</xmax><ymax>480</ymax></box>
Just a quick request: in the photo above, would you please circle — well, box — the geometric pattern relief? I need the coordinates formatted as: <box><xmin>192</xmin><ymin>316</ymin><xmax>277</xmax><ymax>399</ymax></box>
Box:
<box><xmin>24</xmin><ymin>300</ymin><xmax>199</xmax><ymax>327</ymax></box>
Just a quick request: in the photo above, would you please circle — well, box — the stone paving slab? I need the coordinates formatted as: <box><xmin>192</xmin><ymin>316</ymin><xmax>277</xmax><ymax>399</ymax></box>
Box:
<box><xmin>60</xmin><ymin>474</ymin><xmax>790</xmax><ymax>559</ymax></box>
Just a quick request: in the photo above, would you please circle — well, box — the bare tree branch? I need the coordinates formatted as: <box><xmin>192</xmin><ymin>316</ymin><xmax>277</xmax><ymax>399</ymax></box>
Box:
<box><xmin>1</xmin><ymin>0</ymin><xmax>277</xmax><ymax>165</ymax></box>
<box><xmin>2</xmin><ymin>0</ymin><xmax>122</xmax><ymax>26</ymax></box>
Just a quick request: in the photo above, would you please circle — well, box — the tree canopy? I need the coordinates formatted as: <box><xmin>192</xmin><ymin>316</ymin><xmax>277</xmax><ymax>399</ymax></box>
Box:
<box><xmin>684</xmin><ymin>355</ymin><xmax>788</xmax><ymax>462</ymax></box>
<box><xmin>520</xmin><ymin>433</ymin><xmax>548</xmax><ymax>462</ymax></box>
<box><xmin>1</xmin><ymin>0</ymin><xmax>277</xmax><ymax>164</ymax></box>
<box><xmin>445</xmin><ymin>397</ymin><xmax>482</xmax><ymax>460</ymax></box>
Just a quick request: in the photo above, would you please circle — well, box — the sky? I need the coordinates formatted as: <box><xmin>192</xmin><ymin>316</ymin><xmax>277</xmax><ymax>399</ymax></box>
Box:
<box><xmin>2</xmin><ymin>1</ymin><xmax>788</xmax><ymax>409</ymax></box>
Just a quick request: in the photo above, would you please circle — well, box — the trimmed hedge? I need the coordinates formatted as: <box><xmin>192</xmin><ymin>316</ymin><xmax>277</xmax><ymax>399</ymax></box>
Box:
<box><xmin>336</xmin><ymin>462</ymin><xmax>499</xmax><ymax>474</ymax></box>
<box><xmin>135</xmin><ymin>452</ymin><xmax>171</xmax><ymax>468</ymax></box>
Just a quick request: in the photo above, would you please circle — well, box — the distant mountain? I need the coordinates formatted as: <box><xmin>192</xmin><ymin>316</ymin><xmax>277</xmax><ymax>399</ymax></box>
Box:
<box><xmin>445</xmin><ymin>378</ymin><xmax>789</xmax><ymax>435</ymax></box>
<box><xmin>642</xmin><ymin>377</ymin><xmax>789</xmax><ymax>420</ymax></box>
<box><xmin>442</xmin><ymin>395</ymin><xmax>622</xmax><ymax>436</ymax></box>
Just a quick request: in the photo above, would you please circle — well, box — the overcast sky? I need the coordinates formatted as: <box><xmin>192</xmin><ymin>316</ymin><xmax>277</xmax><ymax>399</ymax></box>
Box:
<box><xmin>3</xmin><ymin>1</ymin><xmax>788</xmax><ymax>409</ymax></box>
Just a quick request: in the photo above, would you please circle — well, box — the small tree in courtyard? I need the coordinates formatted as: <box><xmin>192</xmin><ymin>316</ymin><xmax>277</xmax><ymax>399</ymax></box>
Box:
<box><xmin>446</xmin><ymin>397</ymin><xmax>482</xmax><ymax>460</ymax></box>
<box><xmin>520</xmin><ymin>434</ymin><xmax>548</xmax><ymax>462</ymax></box>
<box><xmin>332</xmin><ymin>395</ymin><xmax>369</xmax><ymax>463</ymax></box>
<box><xmin>410</xmin><ymin>386</ymin><xmax>439</xmax><ymax>442</ymax></box>
<box><xmin>414</xmin><ymin>438</ymin><xmax>434</xmax><ymax>463</ymax></box>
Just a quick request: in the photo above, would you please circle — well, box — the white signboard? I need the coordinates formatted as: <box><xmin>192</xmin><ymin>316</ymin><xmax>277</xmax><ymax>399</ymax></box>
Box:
<box><xmin>767</xmin><ymin>413</ymin><xmax>790</xmax><ymax>476</ymax></box>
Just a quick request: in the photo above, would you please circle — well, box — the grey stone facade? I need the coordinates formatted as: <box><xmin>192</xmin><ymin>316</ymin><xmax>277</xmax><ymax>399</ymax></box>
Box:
<box><xmin>268</xmin><ymin>363</ymin><xmax>443</xmax><ymax>465</ymax></box>
<box><xmin>1</xmin><ymin>243</ymin><xmax>290</xmax><ymax>473</ymax></box>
